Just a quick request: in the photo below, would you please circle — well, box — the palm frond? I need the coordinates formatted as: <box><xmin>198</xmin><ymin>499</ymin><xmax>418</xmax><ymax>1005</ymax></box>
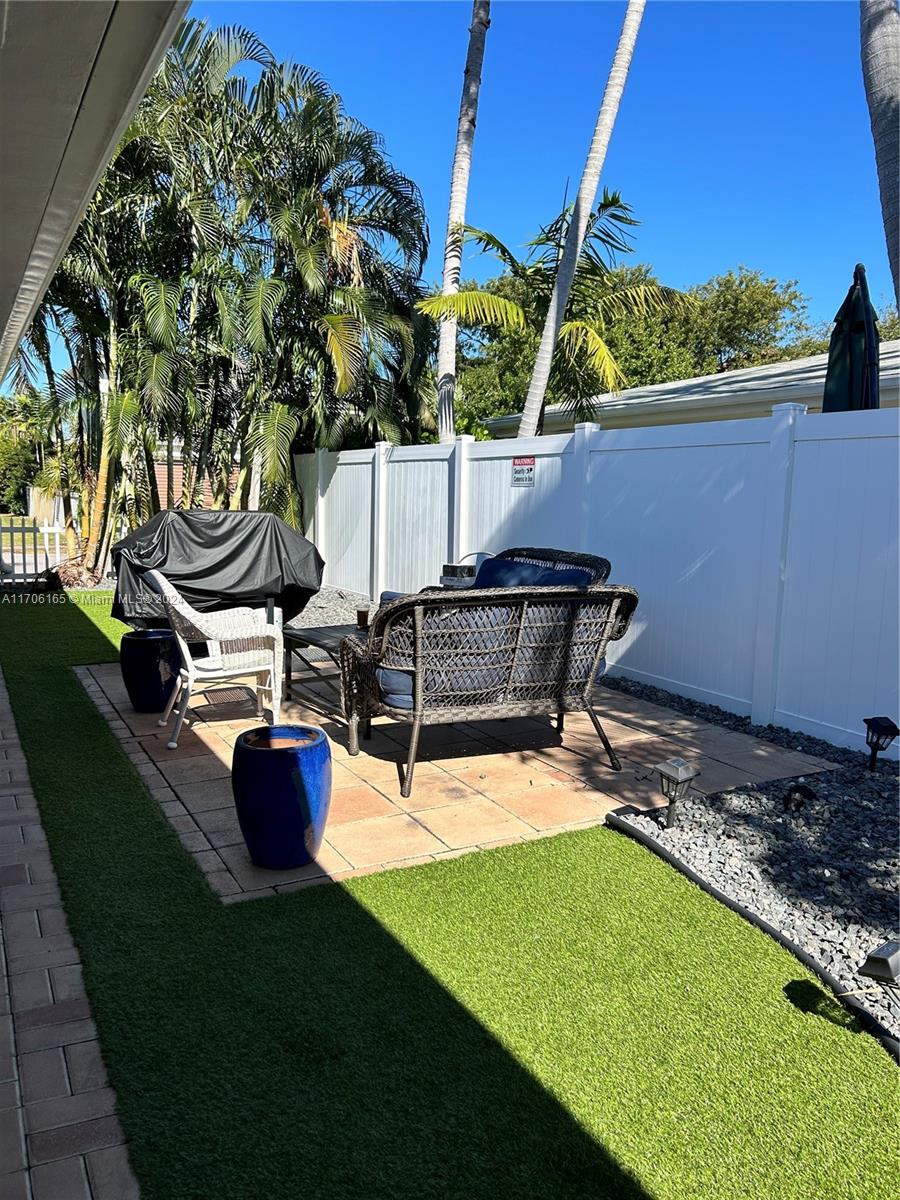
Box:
<box><xmin>242</xmin><ymin>277</ymin><xmax>286</xmax><ymax>353</ymax></box>
<box><xmin>558</xmin><ymin>320</ymin><xmax>627</xmax><ymax>393</ymax></box>
<box><xmin>416</xmin><ymin>290</ymin><xmax>526</xmax><ymax>331</ymax></box>
<box><xmin>318</xmin><ymin>314</ymin><xmax>364</xmax><ymax>395</ymax></box>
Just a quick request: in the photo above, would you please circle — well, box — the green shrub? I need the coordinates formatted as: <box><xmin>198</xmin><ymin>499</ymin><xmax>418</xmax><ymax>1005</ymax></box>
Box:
<box><xmin>0</xmin><ymin>432</ymin><xmax>37</xmax><ymax>514</ymax></box>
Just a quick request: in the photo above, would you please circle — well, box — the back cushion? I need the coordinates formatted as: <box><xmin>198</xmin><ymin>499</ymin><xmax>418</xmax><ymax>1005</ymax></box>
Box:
<box><xmin>535</xmin><ymin>567</ymin><xmax>592</xmax><ymax>588</ymax></box>
<box><xmin>473</xmin><ymin>558</ymin><xmax>545</xmax><ymax>588</ymax></box>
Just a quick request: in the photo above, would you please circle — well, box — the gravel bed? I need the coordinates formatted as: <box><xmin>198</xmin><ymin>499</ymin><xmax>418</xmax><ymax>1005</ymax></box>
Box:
<box><xmin>618</xmin><ymin>765</ymin><xmax>899</xmax><ymax>1037</ymax></box>
<box><xmin>600</xmin><ymin>673</ymin><xmax>883</xmax><ymax>769</ymax></box>
<box><xmin>286</xmin><ymin>584</ymin><xmax>369</xmax><ymax>630</ymax></box>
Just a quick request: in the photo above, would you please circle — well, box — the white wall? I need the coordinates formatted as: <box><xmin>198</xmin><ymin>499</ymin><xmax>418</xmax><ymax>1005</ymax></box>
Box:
<box><xmin>295</xmin><ymin>404</ymin><xmax>899</xmax><ymax>755</ymax></box>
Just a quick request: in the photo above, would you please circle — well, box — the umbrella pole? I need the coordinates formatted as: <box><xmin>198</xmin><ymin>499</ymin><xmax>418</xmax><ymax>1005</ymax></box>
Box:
<box><xmin>855</xmin><ymin>263</ymin><xmax>880</xmax><ymax>409</ymax></box>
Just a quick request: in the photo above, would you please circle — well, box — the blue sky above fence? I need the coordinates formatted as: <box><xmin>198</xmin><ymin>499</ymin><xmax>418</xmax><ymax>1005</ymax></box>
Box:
<box><xmin>190</xmin><ymin>0</ymin><xmax>892</xmax><ymax>325</ymax></box>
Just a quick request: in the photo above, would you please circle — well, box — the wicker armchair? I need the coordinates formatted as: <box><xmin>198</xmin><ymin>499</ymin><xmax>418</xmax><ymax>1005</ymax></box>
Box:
<box><xmin>144</xmin><ymin>569</ymin><xmax>283</xmax><ymax>748</ymax></box>
<box><xmin>340</xmin><ymin>570</ymin><xmax>638</xmax><ymax>797</ymax></box>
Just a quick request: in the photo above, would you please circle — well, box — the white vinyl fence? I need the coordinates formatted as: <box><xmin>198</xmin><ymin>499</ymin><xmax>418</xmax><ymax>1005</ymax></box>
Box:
<box><xmin>0</xmin><ymin>520</ymin><xmax>69</xmax><ymax>582</ymax></box>
<box><xmin>295</xmin><ymin>403</ymin><xmax>899</xmax><ymax>755</ymax></box>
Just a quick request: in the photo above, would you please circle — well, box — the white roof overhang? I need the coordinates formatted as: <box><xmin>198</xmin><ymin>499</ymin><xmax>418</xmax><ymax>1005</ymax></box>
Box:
<box><xmin>0</xmin><ymin>0</ymin><xmax>188</xmax><ymax>380</ymax></box>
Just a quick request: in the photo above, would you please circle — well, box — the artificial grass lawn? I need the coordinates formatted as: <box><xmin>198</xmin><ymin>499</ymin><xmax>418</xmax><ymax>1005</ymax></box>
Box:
<box><xmin>1</xmin><ymin>592</ymin><xmax>895</xmax><ymax>1200</ymax></box>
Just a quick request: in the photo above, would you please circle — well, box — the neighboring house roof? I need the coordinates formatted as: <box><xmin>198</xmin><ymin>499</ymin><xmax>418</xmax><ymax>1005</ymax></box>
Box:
<box><xmin>484</xmin><ymin>339</ymin><xmax>900</xmax><ymax>436</ymax></box>
<box><xmin>0</xmin><ymin>0</ymin><xmax>188</xmax><ymax>380</ymax></box>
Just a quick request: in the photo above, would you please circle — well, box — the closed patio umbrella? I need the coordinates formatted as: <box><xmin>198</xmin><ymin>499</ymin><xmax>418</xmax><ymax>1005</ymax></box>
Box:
<box><xmin>822</xmin><ymin>263</ymin><xmax>881</xmax><ymax>411</ymax></box>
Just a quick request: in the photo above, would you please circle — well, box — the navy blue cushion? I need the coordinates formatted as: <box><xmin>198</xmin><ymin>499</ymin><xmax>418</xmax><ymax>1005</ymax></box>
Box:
<box><xmin>379</xmin><ymin>590</ymin><xmax>406</xmax><ymax>607</ymax></box>
<box><xmin>376</xmin><ymin>666</ymin><xmax>414</xmax><ymax>710</ymax></box>
<box><xmin>535</xmin><ymin>566</ymin><xmax>592</xmax><ymax>588</ymax></box>
<box><xmin>473</xmin><ymin>558</ymin><xmax>545</xmax><ymax>588</ymax></box>
<box><xmin>474</xmin><ymin>558</ymin><xmax>593</xmax><ymax>589</ymax></box>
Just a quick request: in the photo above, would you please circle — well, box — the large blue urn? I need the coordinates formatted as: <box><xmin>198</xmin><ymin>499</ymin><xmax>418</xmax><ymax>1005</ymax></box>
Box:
<box><xmin>119</xmin><ymin>629</ymin><xmax>182</xmax><ymax>713</ymax></box>
<box><xmin>231</xmin><ymin>726</ymin><xmax>332</xmax><ymax>869</ymax></box>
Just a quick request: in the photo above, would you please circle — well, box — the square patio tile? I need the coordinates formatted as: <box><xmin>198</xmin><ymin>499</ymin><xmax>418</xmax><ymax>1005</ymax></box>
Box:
<box><xmin>494</xmin><ymin>787</ymin><xmax>623</xmax><ymax>830</ymax></box>
<box><xmin>452</xmin><ymin>759</ymin><xmax>577</xmax><ymax>798</ymax></box>
<box><xmin>137</xmin><ymin>731</ymin><xmax>211</xmax><ymax>761</ymax></box>
<box><xmin>156</xmin><ymin>755</ymin><xmax>231</xmax><ymax>787</ymax></box>
<box><xmin>173</xmin><ymin>778</ymin><xmax>233</xmax><ymax>814</ymax></box>
<box><xmin>217</xmin><ymin>841</ymin><xmax>349</xmax><ymax>890</ymax></box>
<box><xmin>326</xmin><ymin>785</ymin><xmax>398</xmax><ymax>825</ymax></box>
<box><xmin>373</xmin><ymin>771</ymin><xmax>484</xmax><ymax>811</ymax></box>
<box><xmin>565</xmin><ymin>761</ymin><xmax>666</xmax><ymax>810</ymax></box>
<box><xmin>689</xmin><ymin>756</ymin><xmax>765</xmax><ymax>794</ymax></box>
<box><xmin>413</xmin><ymin>797</ymin><xmax>532</xmax><ymax>849</ymax></box>
<box><xmin>616</xmin><ymin>735</ymin><xmax>702</xmax><ymax>769</ymax></box>
<box><xmin>325</xmin><ymin>814</ymin><xmax>445</xmax><ymax>867</ymax></box>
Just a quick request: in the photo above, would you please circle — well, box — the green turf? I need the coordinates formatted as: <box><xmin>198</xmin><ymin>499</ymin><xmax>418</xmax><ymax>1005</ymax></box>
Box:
<box><xmin>1</xmin><ymin>592</ymin><xmax>895</xmax><ymax>1200</ymax></box>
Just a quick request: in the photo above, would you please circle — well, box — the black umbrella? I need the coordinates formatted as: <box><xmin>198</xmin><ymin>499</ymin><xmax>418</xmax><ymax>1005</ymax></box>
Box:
<box><xmin>822</xmin><ymin>263</ymin><xmax>880</xmax><ymax>412</ymax></box>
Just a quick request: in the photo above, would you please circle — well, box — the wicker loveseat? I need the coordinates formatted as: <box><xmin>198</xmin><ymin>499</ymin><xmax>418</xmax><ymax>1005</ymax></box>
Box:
<box><xmin>339</xmin><ymin>548</ymin><xmax>638</xmax><ymax>796</ymax></box>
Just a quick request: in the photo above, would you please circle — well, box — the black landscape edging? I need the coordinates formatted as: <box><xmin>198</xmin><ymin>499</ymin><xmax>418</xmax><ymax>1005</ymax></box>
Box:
<box><xmin>605</xmin><ymin>807</ymin><xmax>900</xmax><ymax>1065</ymax></box>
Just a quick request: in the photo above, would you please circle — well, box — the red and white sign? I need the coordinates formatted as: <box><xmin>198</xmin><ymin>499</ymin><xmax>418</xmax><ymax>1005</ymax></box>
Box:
<box><xmin>511</xmin><ymin>455</ymin><xmax>535</xmax><ymax>487</ymax></box>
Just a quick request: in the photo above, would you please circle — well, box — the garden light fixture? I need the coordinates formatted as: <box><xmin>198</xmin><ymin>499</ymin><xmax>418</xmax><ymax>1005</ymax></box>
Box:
<box><xmin>653</xmin><ymin>757</ymin><xmax>700</xmax><ymax>828</ymax></box>
<box><xmin>858</xmin><ymin>940</ymin><xmax>900</xmax><ymax>987</ymax></box>
<box><xmin>863</xmin><ymin>716</ymin><xmax>898</xmax><ymax>771</ymax></box>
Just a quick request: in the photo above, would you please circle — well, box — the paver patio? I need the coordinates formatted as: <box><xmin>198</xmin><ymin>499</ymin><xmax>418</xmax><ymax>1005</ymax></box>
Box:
<box><xmin>0</xmin><ymin>671</ymin><xmax>139</xmax><ymax>1200</ymax></box>
<box><xmin>76</xmin><ymin>661</ymin><xmax>837</xmax><ymax>902</ymax></box>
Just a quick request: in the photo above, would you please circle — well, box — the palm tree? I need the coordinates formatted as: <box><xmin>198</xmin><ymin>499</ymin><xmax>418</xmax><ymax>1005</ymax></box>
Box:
<box><xmin>517</xmin><ymin>0</ymin><xmax>646</xmax><ymax>437</ymax></box>
<box><xmin>19</xmin><ymin>18</ymin><xmax>433</xmax><ymax>560</ymax></box>
<box><xmin>437</xmin><ymin>0</ymin><xmax>491</xmax><ymax>443</ymax></box>
<box><xmin>861</xmin><ymin>0</ymin><xmax>900</xmax><ymax>309</ymax></box>
<box><xmin>419</xmin><ymin>195</ymin><xmax>689</xmax><ymax>424</ymax></box>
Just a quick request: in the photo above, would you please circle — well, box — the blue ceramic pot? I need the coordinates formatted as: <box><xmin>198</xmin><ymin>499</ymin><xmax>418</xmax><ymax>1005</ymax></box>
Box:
<box><xmin>120</xmin><ymin>629</ymin><xmax>182</xmax><ymax>713</ymax></box>
<box><xmin>231</xmin><ymin>725</ymin><xmax>332</xmax><ymax>870</ymax></box>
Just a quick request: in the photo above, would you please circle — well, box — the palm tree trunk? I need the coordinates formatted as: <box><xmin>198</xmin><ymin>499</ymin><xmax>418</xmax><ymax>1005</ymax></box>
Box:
<box><xmin>55</xmin><ymin>422</ymin><xmax>78</xmax><ymax>559</ymax></box>
<box><xmin>86</xmin><ymin>308</ymin><xmax>118</xmax><ymax>570</ymax></box>
<box><xmin>38</xmin><ymin>350</ymin><xmax>78</xmax><ymax>558</ymax></box>
<box><xmin>144</xmin><ymin>438</ymin><xmax>161</xmax><ymax>514</ymax></box>
<box><xmin>166</xmin><ymin>428</ymin><xmax>175</xmax><ymax>509</ymax></box>
<box><xmin>437</xmin><ymin>0</ymin><xmax>491</xmax><ymax>443</ymax></box>
<box><xmin>861</xmin><ymin>0</ymin><xmax>900</xmax><ymax>309</ymax></box>
<box><xmin>517</xmin><ymin>0</ymin><xmax>646</xmax><ymax>439</ymax></box>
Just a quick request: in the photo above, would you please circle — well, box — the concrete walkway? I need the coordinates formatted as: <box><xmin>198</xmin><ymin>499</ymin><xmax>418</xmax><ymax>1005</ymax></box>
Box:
<box><xmin>0</xmin><ymin>671</ymin><xmax>138</xmax><ymax>1200</ymax></box>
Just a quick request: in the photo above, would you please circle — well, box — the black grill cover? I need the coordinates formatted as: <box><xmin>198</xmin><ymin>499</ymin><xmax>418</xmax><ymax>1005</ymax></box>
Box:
<box><xmin>111</xmin><ymin>510</ymin><xmax>324</xmax><ymax>626</ymax></box>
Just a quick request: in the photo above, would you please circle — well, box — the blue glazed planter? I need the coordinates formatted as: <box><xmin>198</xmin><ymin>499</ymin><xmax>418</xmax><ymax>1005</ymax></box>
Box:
<box><xmin>120</xmin><ymin>630</ymin><xmax>182</xmax><ymax>713</ymax></box>
<box><xmin>231</xmin><ymin>725</ymin><xmax>332</xmax><ymax>870</ymax></box>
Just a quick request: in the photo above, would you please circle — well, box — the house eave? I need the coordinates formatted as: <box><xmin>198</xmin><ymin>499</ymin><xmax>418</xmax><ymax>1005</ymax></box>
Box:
<box><xmin>0</xmin><ymin>0</ymin><xmax>188</xmax><ymax>382</ymax></box>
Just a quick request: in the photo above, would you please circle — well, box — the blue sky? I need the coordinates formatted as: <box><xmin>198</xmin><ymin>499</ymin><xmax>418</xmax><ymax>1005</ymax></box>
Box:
<box><xmin>190</xmin><ymin>0</ymin><xmax>892</xmax><ymax>325</ymax></box>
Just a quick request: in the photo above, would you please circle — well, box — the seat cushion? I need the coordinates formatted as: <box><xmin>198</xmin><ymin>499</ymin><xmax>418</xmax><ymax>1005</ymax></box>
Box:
<box><xmin>375</xmin><ymin>666</ymin><xmax>414</xmax><ymax>710</ymax></box>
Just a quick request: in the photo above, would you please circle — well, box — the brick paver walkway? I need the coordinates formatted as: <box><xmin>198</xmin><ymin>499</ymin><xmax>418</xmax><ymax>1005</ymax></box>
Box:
<box><xmin>78</xmin><ymin>661</ymin><xmax>836</xmax><ymax>904</ymax></box>
<box><xmin>0</xmin><ymin>671</ymin><xmax>139</xmax><ymax>1200</ymax></box>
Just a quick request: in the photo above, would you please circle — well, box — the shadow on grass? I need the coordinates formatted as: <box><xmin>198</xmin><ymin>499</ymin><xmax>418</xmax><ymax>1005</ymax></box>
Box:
<box><xmin>783</xmin><ymin>980</ymin><xmax>862</xmax><ymax>1033</ymax></box>
<box><xmin>1</xmin><ymin>594</ymin><xmax>652</xmax><ymax>1200</ymax></box>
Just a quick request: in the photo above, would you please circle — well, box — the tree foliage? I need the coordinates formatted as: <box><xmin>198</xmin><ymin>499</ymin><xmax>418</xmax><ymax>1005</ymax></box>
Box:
<box><xmin>424</xmin><ymin>196</ymin><xmax>691</xmax><ymax>433</ymax></box>
<box><xmin>8</xmin><ymin>18</ymin><xmax>433</xmax><ymax>563</ymax></box>
<box><xmin>0</xmin><ymin>431</ymin><xmax>37</xmax><ymax>515</ymax></box>
<box><xmin>455</xmin><ymin>261</ymin><xmax>900</xmax><ymax>434</ymax></box>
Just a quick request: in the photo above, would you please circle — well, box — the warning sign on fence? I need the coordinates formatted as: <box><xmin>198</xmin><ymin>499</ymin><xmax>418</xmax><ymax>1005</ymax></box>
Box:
<box><xmin>511</xmin><ymin>456</ymin><xmax>535</xmax><ymax>487</ymax></box>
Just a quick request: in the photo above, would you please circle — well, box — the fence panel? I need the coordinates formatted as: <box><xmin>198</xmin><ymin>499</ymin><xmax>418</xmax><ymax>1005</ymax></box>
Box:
<box><xmin>466</xmin><ymin>435</ymin><xmax>577</xmax><ymax>558</ymax></box>
<box><xmin>384</xmin><ymin>446</ymin><xmax>453</xmax><ymax>594</ymax></box>
<box><xmin>293</xmin><ymin>453</ymin><xmax>317</xmax><ymax>541</ymax></box>
<box><xmin>296</xmin><ymin>410</ymin><xmax>899</xmax><ymax>753</ymax></box>
<box><xmin>1</xmin><ymin>520</ymin><xmax>68</xmax><ymax>582</ymax></box>
<box><xmin>773</xmin><ymin>408</ymin><xmax>899</xmax><ymax>749</ymax></box>
<box><xmin>320</xmin><ymin>450</ymin><xmax>373</xmax><ymax>596</ymax></box>
<box><xmin>586</xmin><ymin>421</ymin><xmax>771</xmax><ymax>712</ymax></box>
